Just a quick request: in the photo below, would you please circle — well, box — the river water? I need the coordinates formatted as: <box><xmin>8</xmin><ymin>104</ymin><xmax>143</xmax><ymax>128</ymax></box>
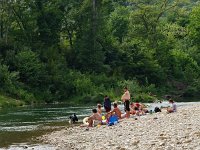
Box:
<box><xmin>0</xmin><ymin>104</ymin><xmax>92</xmax><ymax>149</ymax></box>
<box><xmin>0</xmin><ymin>101</ymin><xmax>200</xmax><ymax>149</ymax></box>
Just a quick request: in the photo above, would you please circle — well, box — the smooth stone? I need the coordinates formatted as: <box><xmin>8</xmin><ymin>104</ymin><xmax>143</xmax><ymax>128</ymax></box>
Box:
<box><xmin>132</xmin><ymin>140</ymin><xmax>140</xmax><ymax>145</ymax></box>
<box><xmin>159</xmin><ymin>142</ymin><xmax>165</xmax><ymax>146</ymax></box>
<box><xmin>183</xmin><ymin>139</ymin><xmax>192</xmax><ymax>143</ymax></box>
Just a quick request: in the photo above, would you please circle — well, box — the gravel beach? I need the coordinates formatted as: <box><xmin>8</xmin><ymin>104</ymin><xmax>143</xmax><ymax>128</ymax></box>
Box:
<box><xmin>41</xmin><ymin>104</ymin><xmax>200</xmax><ymax>150</ymax></box>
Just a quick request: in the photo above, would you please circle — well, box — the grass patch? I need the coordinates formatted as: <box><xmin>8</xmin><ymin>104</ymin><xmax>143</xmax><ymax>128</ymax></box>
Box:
<box><xmin>0</xmin><ymin>94</ymin><xmax>25</xmax><ymax>108</ymax></box>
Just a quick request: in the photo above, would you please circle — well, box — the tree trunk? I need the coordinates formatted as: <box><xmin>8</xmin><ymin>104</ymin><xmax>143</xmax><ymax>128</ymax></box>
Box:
<box><xmin>67</xmin><ymin>29</ymin><xmax>73</xmax><ymax>49</ymax></box>
<box><xmin>0</xmin><ymin>17</ymin><xmax>3</xmax><ymax>39</ymax></box>
<box><xmin>0</xmin><ymin>0</ymin><xmax>4</xmax><ymax>39</ymax></box>
<box><xmin>92</xmin><ymin>0</ymin><xmax>97</xmax><ymax>51</ymax></box>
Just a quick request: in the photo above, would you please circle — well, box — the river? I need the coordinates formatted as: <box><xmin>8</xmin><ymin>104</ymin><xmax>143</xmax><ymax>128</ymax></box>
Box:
<box><xmin>0</xmin><ymin>104</ymin><xmax>92</xmax><ymax>149</ymax></box>
<box><xmin>0</xmin><ymin>101</ymin><xmax>200</xmax><ymax>149</ymax></box>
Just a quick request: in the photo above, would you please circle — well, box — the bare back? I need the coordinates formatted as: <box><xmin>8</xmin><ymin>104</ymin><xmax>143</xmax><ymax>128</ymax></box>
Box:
<box><xmin>91</xmin><ymin>113</ymin><xmax>102</xmax><ymax>121</ymax></box>
<box><xmin>113</xmin><ymin>107</ymin><xmax>122</xmax><ymax>119</ymax></box>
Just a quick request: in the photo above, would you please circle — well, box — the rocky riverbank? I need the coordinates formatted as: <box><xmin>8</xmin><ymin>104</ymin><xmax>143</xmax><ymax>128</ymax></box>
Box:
<box><xmin>41</xmin><ymin>104</ymin><xmax>200</xmax><ymax>150</ymax></box>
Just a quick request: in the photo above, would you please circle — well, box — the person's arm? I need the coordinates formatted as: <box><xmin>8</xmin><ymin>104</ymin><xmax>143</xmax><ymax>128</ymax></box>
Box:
<box><xmin>110</xmin><ymin>108</ymin><xmax>115</xmax><ymax>114</ymax></box>
<box><xmin>121</xmin><ymin>93</ymin><xmax>126</xmax><ymax>102</ymax></box>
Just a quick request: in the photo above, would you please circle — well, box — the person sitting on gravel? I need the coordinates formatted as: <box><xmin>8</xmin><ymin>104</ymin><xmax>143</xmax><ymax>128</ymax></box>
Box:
<box><xmin>88</xmin><ymin>109</ymin><xmax>102</xmax><ymax>127</ymax></box>
<box><xmin>107</xmin><ymin>113</ymin><xmax>119</xmax><ymax>126</ymax></box>
<box><xmin>135</xmin><ymin>101</ymin><xmax>141</xmax><ymax>110</ymax></box>
<box><xmin>167</xmin><ymin>99</ymin><xmax>177</xmax><ymax>113</ymax></box>
<box><xmin>133</xmin><ymin>101</ymin><xmax>146</xmax><ymax>116</ymax></box>
<box><xmin>130</xmin><ymin>102</ymin><xmax>136</xmax><ymax>115</ymax></box>
<box><xmin>110</xmin><ymin>102</ymin><xmax>122</xmax><ymax>119</ymax></box>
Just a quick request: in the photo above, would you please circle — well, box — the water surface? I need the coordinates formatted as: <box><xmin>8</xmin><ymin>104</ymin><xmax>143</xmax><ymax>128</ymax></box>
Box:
<box><xmin>0</xmin><ymin>104</ymin><xmax>92</xmax><ymax>149</ymax></box>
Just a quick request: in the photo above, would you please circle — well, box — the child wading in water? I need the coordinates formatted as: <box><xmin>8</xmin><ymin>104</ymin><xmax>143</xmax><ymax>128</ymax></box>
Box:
<box><xmin>167</xmin><ymin>99</ymin><xmax>177</xmax><ymax>113</ymax></box>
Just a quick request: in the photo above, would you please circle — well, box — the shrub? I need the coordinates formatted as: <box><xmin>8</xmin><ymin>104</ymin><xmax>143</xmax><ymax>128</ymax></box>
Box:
<box><xmin>183</xmin><ymin>86</ymin><xmax>198</xmax><ymax>97</ymax></box>
<box><xmin>0</xmin><ymin>62</ymin><xmax>19</xmax><ymax>93</ymax></box>
<box><xmin>133</xmin><ymin>93</ymin><xmax>157</xmax><ymax>103</ymax></box>
<box><xmin>15</xmin><ymin>50</ymin><xmax>46</xmax><ymax>87</ymax></box>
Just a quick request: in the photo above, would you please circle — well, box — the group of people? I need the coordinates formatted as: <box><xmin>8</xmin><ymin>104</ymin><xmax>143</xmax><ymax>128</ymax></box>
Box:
<box><xmin>87</xmin><ymin>87</ymin><xmax>177</xmax><ymax>127</ymax></box>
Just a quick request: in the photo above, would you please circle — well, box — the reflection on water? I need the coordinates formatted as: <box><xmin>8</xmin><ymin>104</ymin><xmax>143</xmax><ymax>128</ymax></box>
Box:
<box><xmin>0</xmin><ymin>101</ymin><xmax>200</xmax><ymax>149</ymax></box>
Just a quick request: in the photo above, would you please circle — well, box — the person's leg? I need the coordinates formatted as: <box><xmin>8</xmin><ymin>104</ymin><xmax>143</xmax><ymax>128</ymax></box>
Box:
<box><xmin>126</xmin><ymin>111</ymin><xmax>130</xmax><ymax>118</ymax></box>
<box><xmin>88</xmin><ymin>117</ymin><xmax>93</xmax><ymax>127</ymax></box>
<box><xmin>105</xmin><ymin>112</ymin><xmax>110</xmax><ymax>119</ymax></box>
<box><xmin>125</xmin><ymin>100</ymin><xmax>130</xmax><ymax>118</ymax></box>
<box><xmin>124</xmin><ymin>102</ymin><xmax>126</xmax><ymax>112</ymax></box>
<box><xmin>167</xmin><ymin>108</ymin><xmax>173</xmax><ymax>113</ymax></box>
<box><xmin>121</xmin><ymin>113</ymin><xmax>126</xmax><ymax>119</ymax></box>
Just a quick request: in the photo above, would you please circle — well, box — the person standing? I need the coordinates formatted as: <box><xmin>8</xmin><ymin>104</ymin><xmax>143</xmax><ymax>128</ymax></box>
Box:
<box><xmin>104</xmin><ymin>95</ymin><xmax>111</xmax><ymax>113</ymax></box>
<box><xmin>121</xmin><ymin>87</ymin><xmax>131</xmax><ymax>118</ymax></box>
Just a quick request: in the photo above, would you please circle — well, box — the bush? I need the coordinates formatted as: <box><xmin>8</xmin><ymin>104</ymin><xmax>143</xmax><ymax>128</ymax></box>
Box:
<box><xmin>16</xmin><ymin>89</ymin><xmax>36</xmax><ymax>104</ymax></box>
<box><xmin>0</xmin><ymin>95</ymin><xmax>25</xmax><ymax>108</ymax></box>
<box><xmin>117</xmin><ymin>79</ymin><xmax>142</xmax><ymax>94</ymax></box>
<box><xmin>0</xmin><ymin>62</ymin><xmax>19</xmax><ymax>93</ymax></box>
<box><xmin>183</xmin><ymin>86</ymin><xmax>198</xmax><ymax>97</ymax></box>
<box><xmin>133</xmin><ymin>93</ymin><xmax>157</xmax><ymax>103</ymax></box>
<box><xmin>15</xmin><ymin>50</ymin><xmax>46</xmax><ymax>87</ymax></box>
<box><xmin>79</xmin><ymin>94</ymin><xmax>104</xmax><ymax>104</ymax></box>
<box><xmin>171</xmin><ymin>49</ymin><xmax>200</xmax><ymax>82</ymax></box>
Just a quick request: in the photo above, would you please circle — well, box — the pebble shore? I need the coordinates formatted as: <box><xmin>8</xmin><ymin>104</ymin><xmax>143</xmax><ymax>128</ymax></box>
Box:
<box><xmin>41</xmin><ymin>104</ymin><xmax>200</xmax><ymax>150</ymax></box>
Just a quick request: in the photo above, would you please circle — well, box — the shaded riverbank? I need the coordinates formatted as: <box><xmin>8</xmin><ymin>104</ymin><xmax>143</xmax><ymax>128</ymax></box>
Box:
<box><xmin>41</xmin><ymin>103</ymin><xmax>200</xmax><ymax>150</ymax></box>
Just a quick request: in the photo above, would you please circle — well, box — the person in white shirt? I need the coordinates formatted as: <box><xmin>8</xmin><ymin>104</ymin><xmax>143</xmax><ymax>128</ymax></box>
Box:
<box><xmin>167</xmin><ymin>99</ymin><xmax>177</xmax><ymax>113</ymax></box>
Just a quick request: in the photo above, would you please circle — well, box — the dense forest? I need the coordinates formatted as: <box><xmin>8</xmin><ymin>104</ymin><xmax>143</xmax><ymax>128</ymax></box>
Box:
<box><xmin>0</xmin><ymin>0</ymin><xmax>200</xmax><ymax>106</ymax></box>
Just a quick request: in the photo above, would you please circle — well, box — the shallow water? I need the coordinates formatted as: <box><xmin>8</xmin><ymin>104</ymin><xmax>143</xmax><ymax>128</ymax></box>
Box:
<box><xmin>0</xmin><ymin>104</ymin><xmax>92</xmax><ymax>149</ymax></box>
<box><xmin>0</xmin><ymin>101</ymin><xmax>200</xmax><ymax>149</ymax></box>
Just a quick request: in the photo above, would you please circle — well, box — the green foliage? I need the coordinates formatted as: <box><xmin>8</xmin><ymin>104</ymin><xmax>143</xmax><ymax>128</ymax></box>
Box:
<box><xmin>0</xmin><ymin>0</ymin><xmax>200</xmax><ymax>106</ymax></box>
<box><xmin>0</xmin><ymin>94</ymin><xmax>25</xmax><ymax>108</ymax></box>
<box><xmin>13</xmin><ymin>89</ymin><xmax>36</xmax><ymax>105</ymax></box>
<box><xmin>0</xmin><ymin>62</ymin><xmax>19</xmax><ymax>93</ymax></box>
<box><xmin>189</xmin><ymin>5</ymin><xmax>200</xmax><ymax>47</ymax></box>
<box><xmin>117</xmin><ymin>79</ymin><xmax>158</xmax><ymax>103</ymax></box>
<box><xmin>171</xmin><ymin>49</ymin><xmax>200</xmax><ymax>82</ymax></box>
<box><xmin>107</xmin><ymin>5</ymin><xmax>130</xmax><ymax>43</ymax></box>
<box><xmin>74</xmin><ymin>74</ymin><xmax>95</xmax><ymax>96</ymax></box>
<box><xmin>133</xmin><ymin>93</ymin><xmax>156</xmax><ymax>103</ymax></box>
<box><xmin>15</xmin><ymin>50</ymin><xmax>45</xmax><ymax>87</ymax></box>
<box><xmin>184</xmin><ymin>86</ymin><xmax>198</xmax><ymax>97</ymax></box>
<box><xmin>117</xmin><ymin>80</ymin><xmax>141</xmax><ymax>94</ymax></box>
